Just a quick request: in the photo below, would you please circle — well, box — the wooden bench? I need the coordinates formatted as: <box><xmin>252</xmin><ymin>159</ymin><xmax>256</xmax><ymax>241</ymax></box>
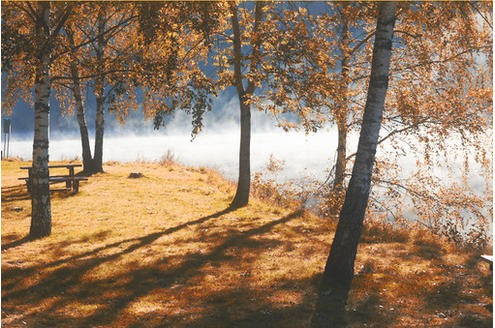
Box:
<box><xmin>481</xmin><ymin>255</ymin><xmax>493</xmax><ymax>271</ymax></box>
<box><xmin>19</xmin><ymin>164</ymin><xmax>88</xmax><ymax>194</ymax></box>
<box><xmin>18</xmin><ymin>176</ymin><xmax>88</xmax><ymax>193</ymax></box>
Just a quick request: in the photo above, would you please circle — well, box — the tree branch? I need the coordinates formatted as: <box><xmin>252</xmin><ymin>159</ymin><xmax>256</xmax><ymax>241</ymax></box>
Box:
<box><xmin>372</xmin><ymin>178</ymin><xmax>435</xmax><ymax>203</ymax></box>
<box><xmin>51</xmin><ymin>68</ymin><xmax>133</xmax><ymax>82</ymax></box>
<box><xmin>52</xmin><ymin>4</ymin><xmax>72</xmax><ymax>36</ymax></box>
<box><xmin>469</xmin><ymin>1</ymin><xmax>492</xmax><ymax>29</ymax></box>
<box><xmin>53</xmin><ymin>81</ymin><xmax>74</xmax><ymax>91</ymax></box>
<box><xmin>352</xmin><ymin>46</ymin><xmax>490</xmax><ymax>82</ymax></box>
<box><xmin>344</xmin><ymin>119</ymin><xmax>429</xmax><ymax>162</ymax></box>
<box><xmin>13</xmin><ymin>2</ymin><xmax>37</xmax><ymax>23</ymax></box>
<box><xmin>393</xmin><ymin>29</ymin><xmax>422</xmax><ymax>39</ymax></box>
<box><xmin>52</xmin><ymin>14</ymin><xmax>137</xmax><ymax>62</ymax></box>
<box><xmin>367</xmin><ymin>194</ymin><xmax>399</xmax><ymax>222</ymax></box>
<box><xmin>349</xmin><ymin>30</ymin><xmax>375</xmax><ymax>56</ymax></box>
<box><xmin>246</xmin><ymin>1</ymin><xmax>265</xmax><ymax>96</ymax></box>
<box><xmin>230</xmin><ymin>2</ymin><xmax>245</xmax><ymax>97</ymax></box>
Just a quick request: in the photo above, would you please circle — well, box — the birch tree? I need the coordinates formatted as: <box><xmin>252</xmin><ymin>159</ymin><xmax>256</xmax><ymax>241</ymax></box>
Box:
<box><xmin>142</xmin><ymin>2</ymin><xmax>327</xmax><ymax>209</ymax></box>
<box><xmin>52</xmin><ymin>3</ymin><xmax>138</xmax><ymax>174</ymax></box>
<box><xmin>312</xmin><ymin>2</ymin><xmax>397</xmax><ymax>325</ymax></box>
<box><xmin>362</xmin><ymin>2</ymin><xmax>491</xmax><ymax>244</ymax></box>
<box><xmin>2</xmin><ymin>1</ymin><xmax>71</xmax><ymax>239</ymax></box>
<box><xmin>65</xmin><ymin>24</ymin><xmax>92</xmax><ymax>170</ymax></box>
<box><xmin>211</xmin><ymin>2</ymin><xmax>321</xmax><ymax>208</ymax></box>
<box><xmin>307</xmin><ymin>3</ymin><xmax>377</xmax><ymax>212</ymax></box>
<box><xmin>296</xmin><ymin>2</ymin><xmax>492</xmax><ymax>234</ymax></box>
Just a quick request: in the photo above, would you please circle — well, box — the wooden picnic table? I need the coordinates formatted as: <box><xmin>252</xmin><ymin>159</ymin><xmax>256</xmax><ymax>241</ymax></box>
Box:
<box><xmin>19</xmin><ymin>164</ymin><xmax>87</xmax><ymax>193</ymax></box>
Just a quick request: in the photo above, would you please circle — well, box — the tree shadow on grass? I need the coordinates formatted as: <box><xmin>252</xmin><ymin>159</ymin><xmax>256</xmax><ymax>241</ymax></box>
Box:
<box><xmin>2</xmin><ymin>208</ymin><xmax>304</xmax><ymax>327</ymax></box>
<box><xmin>310</xmin><ymin>275</ymin><xmax>406</xmax><ymax>328</ymax></box>
<box><xmin>412</xmin><ymin>237</ymin><xmax>446</xmax><ymax>260</ymax></box>
<box><xmin>310</xmin><ymin>289</ymin><xmax>348</xmax><ymax>327</ymax></box>
<box><xmin>360</xmin><ymin>223</ymin><xmax>409</xmax><ymax>244</ymax></box>
<box><xmin>1</xmin><ymin>235</ymin><xmax>31</xmax><ymax>251</ymax></box>
<box><xmin>1</xmin><ymin>184</ymin><xmax>30</xmax><ymax>202</ymax></box>
<box><xmin>2</xmin><ymin>206</ymin><xmax>236</xmax><ymax>290</ymax></box>
<box><xmin>171</xmin><ymin>279</ymin><xmax>318</xmax><ymax>328</ymax></box>
<box><xmin>1</xmin><ymin>185</ymin><xmax>83</xmax><ymax>207</ymax></box>
<box><xmin>3</xmin><ymin>206</ymin><xmax>235</xmax><ymax>274</ymax></box>
<box><xmin>425</xmin><ymin>277</ymin><xmax>493</xmax><ymax>328</ymax></box>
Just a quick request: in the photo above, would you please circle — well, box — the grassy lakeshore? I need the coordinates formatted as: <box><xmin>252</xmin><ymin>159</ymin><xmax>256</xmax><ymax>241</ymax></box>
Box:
<box><xmin>1</xmin><ymin>159</ymin><xmax>492</xmax><ymax>327</ymax></box>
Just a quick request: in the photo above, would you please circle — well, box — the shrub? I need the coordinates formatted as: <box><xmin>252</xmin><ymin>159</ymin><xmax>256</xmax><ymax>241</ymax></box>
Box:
<box><xmin>159</xmin><ymin>149</ymin><xmax>176</xmax><ymax>167</ymax></box>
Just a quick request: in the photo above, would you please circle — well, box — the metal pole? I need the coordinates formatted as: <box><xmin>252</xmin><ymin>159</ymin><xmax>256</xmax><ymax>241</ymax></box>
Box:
<box><xmin>3</xmin><ymin>119</ymin><xmax>11</xmax><ymax>158</ymax></box>
<box><xmin>6</xmin><ymin>131</ymin><xmax>10</xmax><ymax>158</ymax></box>
<box><xmin>2</xmin><ymin>132</ymin><xmax>5</xmax><ymax>159</ymax></box>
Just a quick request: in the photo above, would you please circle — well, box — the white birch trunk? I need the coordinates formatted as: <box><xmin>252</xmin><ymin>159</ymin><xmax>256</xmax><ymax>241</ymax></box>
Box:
<box><xmin>30</xmin><ymin>2</ymin><xmax>52</xmax><ymax>239</ymax></box>
<box><xmin>312</xmin><ymin>2</ymin><xmax>397</xmax><ymax>326</ymax></box>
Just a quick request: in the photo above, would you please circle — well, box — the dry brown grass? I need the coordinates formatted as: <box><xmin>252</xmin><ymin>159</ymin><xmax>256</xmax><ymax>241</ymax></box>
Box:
<box><xmin>2</xmin><ymin>160</ymin><xmax>492</xmax><ymax>327</ymax></box>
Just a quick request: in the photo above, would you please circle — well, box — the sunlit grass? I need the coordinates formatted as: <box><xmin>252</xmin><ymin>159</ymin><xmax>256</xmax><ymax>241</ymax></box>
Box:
<box><xmin>2</xmin><ymin>159</ymin><xmax>492</xmax><ymax>327</ymax></box>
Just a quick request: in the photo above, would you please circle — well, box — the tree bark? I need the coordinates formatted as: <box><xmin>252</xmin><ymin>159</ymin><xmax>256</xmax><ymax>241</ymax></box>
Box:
<box><xmin>330</xmin><ymin>12</ymin><xmax>350</xmax><ymax>215</ymax></box>
<box><xmin>229</xmin><ymin>2</ymin><xmax>263</xmax><ymax>209</ymax></box>
<box><xmin>73</xmin><ymin>72</ymin><xmax>93</xmax><ymax>173</ymax></box>
<box><xmin>93</xmin><ymin>90</ymin><xmax>105</xmax><ymax>173</ymax></box>
<box><xmin>66</xmin><ymin>28</ymin><xmax>93</xmax><ymax>173</ymax></box>
<box><xmin>312</xmin><ymin>2</ymin><xmax>397</xmax><ymax>326</ymax></box>
<box><xmin>231</xmin><ymin>99</ymin><xmax>251</xmax><ymax>208</ymax></box>
<box><xmin>92</xmin><ymin>10</ymin><xmax>106</xmax><ymax>174</ymax></box>
<box><xmin>333</xmin><ymin>15</ymin><xmax>350</xmax><ymax>193</ymax></box>
<box><xmin>334</xmin><ymin>118</ymin><xmax>347</xmax><ymax>191</ymax></box>
<box><xmin>229</xmin><ymin>2</ymin><xmax>250</xmax><ymax>208</ymax></box>
<box><xmin>30</xmin><ymin>2</ymin><xmax>52</xmax><ymax>239</ymax></box>
<box><xmin>330</xmin><ymin>117</ymin><xmax>347</xmax><ymax>215</ymax></box>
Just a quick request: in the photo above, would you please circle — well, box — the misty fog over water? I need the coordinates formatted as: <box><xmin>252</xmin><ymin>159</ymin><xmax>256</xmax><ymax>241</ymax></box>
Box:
<box><xmin>3</xmin><ymin>94</ymin><xmax>490</xmax><ymax>198</ymax></box>
<box><xmin>5</xmin><ymin>102</ymin><xmax>492</xmax><ymax>232</ymax></box>
<box><xmin>7</xmin><ymin>130</ymin><xmax>341</xmax><ymax>182</ymax></box>
<box><xmin>5</xmin><ymin>124</ymin><xmax>489</xmax><ymax>193</ymax></box>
